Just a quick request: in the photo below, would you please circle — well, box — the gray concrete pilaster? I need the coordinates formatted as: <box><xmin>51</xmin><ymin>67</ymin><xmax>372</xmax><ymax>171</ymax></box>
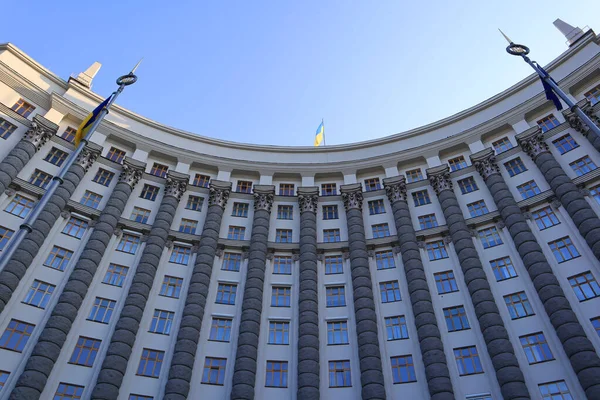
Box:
<box><xmin>296</xmin><ymin>187</ymin><xmax>320</xmax><ymax>400</ymax></box>
<box><xmin>230</xmin><ymin>185</ymin><xmax>274</xmax><ymax>400</ymax></box>
<box><xmin>427</xmin><ymin>165</ymin><xmax>530</xmax><ymax>400</ymax></box>
<box><xmin>517</xmin><ymin>127</ymin><xmax>600</xmax><ymax>262</ymax></box>
<box><xmin>563</xmin><ymin>99</ymin><xmax>600</xmax><ymax>153</ymax></box>
<box><xmin>472</xmin><ymin>148</ymin><xmax>600</xmax><ymax>399</ymax></box>
<box><xmin>340</xmin><ymin>183</ymin><xmax>386</xmax><ymax>400</ymax></box>
<box><xmin>163</xmin><ymin>180</ymin><xmax>231</xmax><ymax>400</ymax></box>
<box><xmin>383</xmin><ymin>176</ymin><xmax>454</xmax><ymax>400</ymax></box>
<box><xmin>91</xmin><ymin>171</ymin><xmax>189</xmax><ymax>400</ymax></box>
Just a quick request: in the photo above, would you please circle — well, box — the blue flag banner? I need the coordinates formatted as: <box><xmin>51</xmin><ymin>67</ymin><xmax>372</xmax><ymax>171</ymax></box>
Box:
<box><xmin>536</xmin><ymin>65</ymin><xmax>563</xmax><ymax>111</ymax></box>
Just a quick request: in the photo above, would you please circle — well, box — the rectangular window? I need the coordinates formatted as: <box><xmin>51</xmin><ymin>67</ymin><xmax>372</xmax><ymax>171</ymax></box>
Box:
<box><xmin>568</xmin><ymin>271</ymin><xmax>600</xmax><ymax>301</ymax></box>
<box><xmin>325</xmin><ymin>255</ymin><xmax>343</xmax><ymax>274</ymax></box>
<box><xmin>227</xmin><ymin>226</ymin><xmax>245</xmax><ymax>240</ymax></box>
<box><xmin>209</xmin><ymin>318</ymin><xmax>232</xmax><ymax>342</ymax></box>
<box><xmin>202</xmin><ymin>357</ymin><xmax>226</xmax><ymax>385</ymax></box>
<box><xmin>116</xmin><ymin>234</ymin><xmax>141</xmax><ymax>254</ymax></box>
<box><xmin>552</xmin><ymin>134</ymin><xmax>579</xmax><ymax>154</ymax></box>
<box><xmin>0</xmin><ymin>226</ymin><xmax>14</xmax><ymax>251</ymax></box>
<box><xmin>457</xmin><ymin>176</ymin><xmax>478</xmax><ymax>194</ymax></box>
<box><xmin>492</xmin><ymin>137</ymin><xmax>513</xmax><ymax>154</ymax></box>
<box><xmin>385</xmin><ymin>315</ymin><xmax>408</xmax><ymax>340</ymax></box>
<box><xmin>0</xmin><ymin>118</ymin><xmax>17</xmax><ymax>139</ymax></box>
<box><xmin>517</xmin><ymin>180</ymin><xmax>541</xmax><ymax>199</ymax></box>
<box><xmin>504</xmin><ymin>291</ymin><xmax>534</xmax><ymax>319</ymax></box>
<box><xmin>444</xmin><ymin>305</ymin><xmax>470</xmax><ymax>332</ymax></box>
<box><xmin>326</xmin><ymin>286</ymin><xmax>346</xmax><ymax>307</ymax></box>
<box><xmin>106</xmin><ymin>147</ymin><xmax>126</xmax><ymax>164</ymax></box>
<box><xmin>412</xmin><ymin>190</ymin><xmax>431</xmax><ymax>206</ymax></box>
<box><xmin>131</xmin><ymin>207</ymin><xmax>151</xmax><ymax>224</ymax></box>
<box><xmin>179</xmin><ymin>218</ymin><xmax>198</xmax><ymax>234</ymax></box>
<box><xmin>149</xmin><ymin>309</ymin><xmax>174</xmax><ymax>335</ymax></box>
<box><xmin>232</xmin><ymin>202</ymin><xmax>249</xmax><ymax>217</ymax></box>
<box><xmin>61</xmin><ymin>126</ymin><xmax>77</xmax><ymax>143</ymax></box>
<box><xmin>537</xmin><ymin>114</ymin><xmax>560</xmax><ymax>132</ymax></box>
<box><xmin>275</xmin><ymin>229</ymin><xmax>292</xmax><ymax>243</ymax></box>
<box><xmin>150</xmin><ymin>162</ymin><xmax>169</xmax><ymax>178</ymax></box>
<box><xmin>490</xmin><ymin>257</ymin><xmax>517</xmax><ymax>281</ymax></box>
<box><xmin>192</xmin><ymin>173</ymin><xmax>210</xmax><ymax>188</ymax></box>
<box><xmin>505</xmin><ymin>157</ymin><xmax>527</xmax><ymax>177</ymax></box>
<box><xmin>478</xmin><ymin>227</ymin><xmax>503</xmax><ymax>249</ymax></box>
<box><xmin>11</xmin><ymin>98</ymin><xmax>35</xmax><ymax>117</ymax></box>
<box><xmin>328</xmin><ymin>360</ymin><xmax>351</xmax><ymax>387</ymax></box>
<box><xmin>92</xmin><ymin>168</ymin><xmax>115</xmax><ymax>186</ymax></box>
<box><xmin>268</xmin><ymin>321</ymin><xmax>290</xmax><ymax>345</ymax></box>
<box><xmin>520</xmin><ymin>332</ymin><xmax>554</xmax><ymax>364</ymax></box>
<box><xmin>549</xmin><ymin>236</ymin><xmax>580</xmax><ymax>262</ymax></box>
<box><xmin>584</xmin><ymin>84</ymin><xmax>600</xmax><ymax>105</ymax></box>
<box><xmin>372</xmin><ymin>223</ymin><xmax>390</xmax><ymax>238</ymax></box>
<box><xmin>186</xmin><ymin>195</ymin><xmax>203</xmax><ymax>211</ymax></box>
<box><xmin>426</xmin><ymin>240</ymin><xmax>449</xmax><ymax>260</ymax></box>
<box><xmin>170</xmin><ymin>245</ymin><xmax>191</xmax><ymax>265</ymax></box>
<box><xmin>265</xmin><ymin>361</ymin><xmax>288</xmax><ymax>388</ymax></box>
<box><xmin>405</xmin><ymin>168</ymin><xmax>424</xmax><ymax>183</ymax></box>
<box><xmin>23</xmin><ymin>279</ymin><xmax>55</xmax><ymax>309</ymax></box>
<box><xmin>323</xmin><ymin>229</ymin><xmax>341</xmax><ymax>243</ymax></box>
<box><xmin>137</xmin><ymin>349</ymin><xmax>164</xmax><ymax>378</ymax></box>
<box><xmin>44</xmin><ymin>246</ymin><xmax>73</xmax><ymax>271</ymax></box>
<box><xmin>368</xmin><ymin>199</ymin><xmax>385</xmax><ymax>215</ymax></box>
<box><xmin>448</xmin><ymin>156</ymin><xmax>468</xmax><ymax>171</ymax></box>
<box><xmin>103</xmin><ymin>264</ymin><xmax>129</xmax><ymax>287</ymax></box>
<box><xmin>434</xmin><ymin>271</ymin><xmax>458</xmax><ymax>294</ymax></box>
<box><xmin>593</xmin><ymin>185</ymin><xmax>600</xmax><ymax>205</ymax></box>
<box><xmin>53</xmin><ymin>383</ymin><xmax>84</xmax><ymax>399</ymax></box>
<box><xmin>80</xmin><ymin>190</ymin><xmax>103</xmax><ymax>209</ymax></box>
<box><xmin>277</xmin><ymin>205</ymin><xmax>293</xmax><ymax>220</ymax></box>
<box><xmin>279</xmin><ymin>183</ymin><xmax>295</xmax><ymax>196</ymax></box>
<box><xmin>327</xmin><ymin>321</ymin><xmax>349</xmax><ymax>345</ymax></box>
<box><xmin>418</xmin><ymin>214</ymin><xmax>438</xmax><ymax>229</ymax></box>
<box><xmin>570</xmin><ymin>155</ymin><xmax>597</xmax><ymax>176</ymax></box>
<box><xmin>539</xmin><ymin>380</ymin><xmax>573</xmax><ymax>400</ymax></box>
<box><xmin>87</xmin><ymin>297</ymin><xmax>116</xmax><ymax>324</ymax></box>
<box><xmin>364</xmin><ymin>178</ymin><xmax>381</xmax><ymax>192</ymax></box>
<box><xmin>532</xmin><ymin>206</ymin><xmax>560</xmax><ymax>230</ymax></box>
<box><xmin>467</xmin><ymin>200</ymin><xmax>489</xmax><ymax>217</ymax></box>
<box><xmin>591</xmin><ymin>317</ymin><xmax>600</xmax><ymax>337</ymax></box>
<box><xmin>69</xmin><ymin>336</ymin><xmax>101</xmax><ymax>367</ymax></box>
<box><xmin>454</xmin><ymin>346</ymin><xmax>483</xmax><ymax>375</ymax></box>
<box><xmin>236</xmin><ymin>180</ymin><xmax>253</xmax><ymax>193</ymax></box>
<box><xmin>0</xmin><ymin>319</ymin><xmax>34</xmax><ymax>352</ymax></box>
<box><xmin>216</xmin><ymin>283</ymin><xmax>237</xmax><ymax>304</ymax></box>
<box><xmin>391</xmin><ymin>355</ymin><xmax>416</xmax><ymax>384</ymax></box>
<box><xmin>62</xmin><ymin>217</ymin><xmax>88</xmax><ymax>239</ymax></box>
<box><xmin>140</xmin><ymin>184</ymin><xmax>159</xmax><ymax>201</ymax></box>
<box><xmin>380</xmin><ymin>281</ymin><xmax>402</xmax><ymax>303</ymax></box>
<box><xmin>321</xmin><ymin>183</ymin><xmax>337</xmax><ymax>196</ymax></box>
<box><xmin>0</xmin><ymin>370</ymin><xmax>9</xmax><ymax>389</ymax></box>
<box><xmin>271</xmin><ymin>286</ymin><xmax>291</xmax><ymax>307</ymax></box>
<box><xmin>222</xmin><ymin>252</ymin><xmax>242</xmax><ymax>271</ymax></box>
<box><xmin>322</xmin><ymin>204</ymin><xmax>339</xmax><ymax>220</ymax></box>
<box><xmin>375</xmin><ymin>251</ymin><xmax>395</xmax><ymax>270</ymax></box>
<box><xmin>160</xmin><ymin>276</ymin><xmax>183</xmax><ymax>298</ymax></box>
<box><xmin>29</xmin><ymin>169</ymin><xmax>52</xmax><ymax>189</ymax></box>
<box><xmin>44</xmin><ymin>147</ymin><xmax>69</xmax><ymax>167</ymax></box>
<box><xmin>273</xmin><ymin>256</ymin><xmax>292</xmax><ymax>275</ymax></box>
<box><xmin>129</xmin><ymin>395</ymin><xmax>152</xmax><ymax>400</ymax></box>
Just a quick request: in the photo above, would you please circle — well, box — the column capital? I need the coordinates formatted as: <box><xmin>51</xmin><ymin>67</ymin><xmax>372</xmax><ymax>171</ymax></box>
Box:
<box><xmin>208</xmin><ymin>180</ymin><xmax>232</xmax><ymax>209</ymax></box>
<box><xmin>516</xmin><ymin>126</ymin><xmax>549</xmax><ymax>161</ymax></box>
<box><xmin>253</xmin><ymin>185</ymin><xmax>275</xmax><ymax>212</ymax></box>
<box><xmin>165</xmin><ymin>171</ymin><xmax>189</xmax><ymax>201</ymax></box>
<box><xmin>426</xmin><ymin>165</ymin><xmax>453</xmax><ymax>196</ymax></box>
<box><xmin>470</xmin><ymin>148</ymin><xmax>500</xmax><ymax>180</ymax></box>
<box><xmin>340</xmin><ymin>183</ymin><xmax>363</xmax><ymax>212</ymax></box>
<box><xmin>298</xmin><ymin>186</ymin><xmax>319</xmax><ymax>214</ymax></box>
<box><xmin>23</xmin><ymin>115</ymin><xmax>58</xmax><ymax>151</ymax></box>
<box><xmin>119</xmin><ymin>157</ymin><xmax>146</xmax><ymax>188</ymax></box>
<box><xmin>74</xmin><ymin>142</ymin><xmax>102</xmax><ymax>173</ymax></box>
<box><xmin>383</xmin><ymin>175</ymin><xmax>407</xmax><ymax>203</ymax></box>
<box><xmin>563</xmin><ymin>99</ymin><xmax>600</xmax><ymax>137</ymax></box>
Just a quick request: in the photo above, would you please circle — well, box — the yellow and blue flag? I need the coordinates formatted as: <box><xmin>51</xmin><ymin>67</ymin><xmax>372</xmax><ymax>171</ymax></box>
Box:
<box><xmin>75</xmin><ymin>95</ymin><xmax>113</xmax><ymax>146</ymax></box>
<box><xmin>314</xmin><ymin>120</ymin><xmax>324</xmax><ymax>147</ymax></box>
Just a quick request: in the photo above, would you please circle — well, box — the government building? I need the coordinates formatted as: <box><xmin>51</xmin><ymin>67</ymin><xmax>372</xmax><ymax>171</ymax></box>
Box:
<box><xmin>0</xmin><ymin>19</ymin><xmax>600</xmax><ymax>400</ymax></box>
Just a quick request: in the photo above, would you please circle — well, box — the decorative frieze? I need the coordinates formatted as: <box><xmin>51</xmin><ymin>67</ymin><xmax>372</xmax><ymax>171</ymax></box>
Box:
<box><xmin>427</xmin><ymin>165</ymin><xmax>452</xmax><ymax>195</ymax></box>
<box><xmin>298</xmin><ymin>187</ymin><xmax>319</xmax><ymax>214</ymax></box>
<box><xmin>383</xmin><ymin>176</ymin><xmax>407</xmax><ymax>203</ymax></box>
<box><xmin>340</xmin><ymin>183</ymin><xmax>363</xmax><ymax>212</ymax></box>
<box><xmin>470</xmin><ymin>148</ymin><xmax>500</xmax><ymax>180</ymax></box>
<box><xmin>516</xmin><ymin>127</ymin><xmax>549</xmax><ymax>161</ymax></box>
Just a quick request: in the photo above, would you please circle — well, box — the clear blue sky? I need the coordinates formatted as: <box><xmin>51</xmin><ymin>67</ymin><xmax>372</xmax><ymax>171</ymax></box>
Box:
<box><xmin>3</xmin><ymin>1</ymin><xmax>599</xmax><ymax>146</ymax></box>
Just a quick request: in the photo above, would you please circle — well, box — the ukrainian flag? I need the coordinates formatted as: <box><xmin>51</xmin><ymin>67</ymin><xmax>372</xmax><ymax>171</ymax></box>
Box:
<box><xmin>314</xmin><ymin>120</ymin><xmax>324</xmax><ymax>147</ymax></box>
<box><xmin>74</xmin><ymin>95</ymin><xmax>113</xmax><ymax>146</ymax></box>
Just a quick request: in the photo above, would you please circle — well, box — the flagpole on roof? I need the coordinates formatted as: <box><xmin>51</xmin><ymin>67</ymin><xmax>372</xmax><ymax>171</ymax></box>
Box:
<box><xmin>499</xmin><ymin>29</ymin><xmax>600</xmax><ymax>138</ymax></box>
<box><xmin>0</xmin><ymin>61</ymin><xmax>141</xmax><ymax>271</ymax></box>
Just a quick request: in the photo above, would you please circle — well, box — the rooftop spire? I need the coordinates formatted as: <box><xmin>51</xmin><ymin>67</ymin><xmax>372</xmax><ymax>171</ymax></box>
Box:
<box><xmin>70</xmin><ymin>61</ymin><xmax>102</xmax><ymax>89</ymax></box>
<box><xmin>553</xmin><ymin>19</ymin><xmax>585</xmax><ymax>47</ymax></box>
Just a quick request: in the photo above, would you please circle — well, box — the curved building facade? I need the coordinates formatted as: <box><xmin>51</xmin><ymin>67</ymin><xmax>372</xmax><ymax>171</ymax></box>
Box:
<box><xmin>0</xmin><ymin>26</ymin><xmax>600</xmax><ymax>400</ymax></box>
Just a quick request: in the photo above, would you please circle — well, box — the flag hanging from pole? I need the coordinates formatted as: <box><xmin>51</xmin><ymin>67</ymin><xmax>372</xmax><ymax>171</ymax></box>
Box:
<box><xmin>536</xmin><ymin>65</ymin><xmax>563</xmax><ymax>111</ymax></box>
<box><xmin>75</xmin><ymin>95</ymin><xmax>113</xmax><ymax>146</ymax></box>
<box><xmin>314</xmin><ymin>120</ymin><xmax>324</xmax><ymax>147</ymax></box>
